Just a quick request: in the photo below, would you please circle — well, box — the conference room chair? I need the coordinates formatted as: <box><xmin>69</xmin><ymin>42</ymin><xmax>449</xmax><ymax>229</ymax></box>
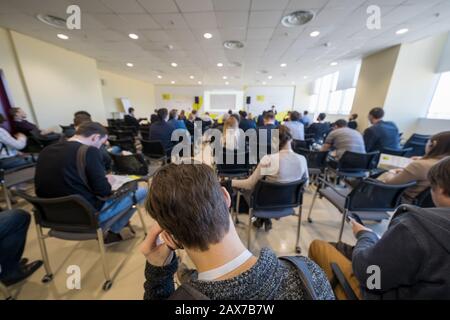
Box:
<box><xmin>327</xmin><ymin>151</ymin><xmax>380</xmax><ymax>181</ymax></box>
<box><xmin>109</xmin><ymin>129</ymin><xmax>135</xmax><ymax>140</ymax></box>
<box><xmin>0</xmin><ymin>281</ymin><xmax>13</xmax><ymax>300</ymax></box>
<box><xmin>242</xmin><ymin>178</ymin><xmax>307</xmax><ymax>253</ymax></box>
<box><xmin>293</xmin><ymin>148</ymin><xmax>329</xmax><ymax>185</ymax></box>
<box><xmin>0</xmin><ymin>162</ymin><xmax>35</xmax><ymax>209</ymax></box>
<box><xmin>59</xmin><ymin>125</ymin><xmax>75</xmax><ymax>138</ymax></box>
<box><xmin>108</xmin><ymin>137</ymin><xmax>136</xmax><ymax>153</ymax></box>
<box><xmin>403</xmin><ymin>133</ymin><xmax>431</xmax><ymax>157</ymax></box>
<box><xmin>109</xmin><ymin>153</ymin><xmax>149</xmax><ymax>177</ymax></box>
<box><xmin>413</xmin><ymin>188</ymin><xmax>435</xmax><ymax>208</ymax></box>
<box><xmin>16</xmin><ymin>181</ymin><xmax>147</xmax><ymax>291</ymax></box>
<box><xmin>307</xmin><ymin>177</ymin><xmax>416</xmax><ymax>242</ymax></box>
<box><xmin>141</xmin><ymin>139</ymin><xmax>167</xmax><ymax>165</ymax></box>
<box><xmin>381</xmin><ymin>146</ymin><xmax>414</xmax><ymax>157</ymax></box>
<box><xmin>139</xmin><ymin>128</ymin><xmax>150</xmax><ymax>141</ymax></box>
<box><xmin>22</xmin><ymin>134</ymin><xmax>46</xmax><ymax>154</ymax></box>
<box><xmin>292</xmin><ymin>139</ymin><xmax>315</xmax><ymax>151</ymax></box>
<box><xmin>215</xmin><ymin>148</ymin><xmax>254</xmax><ymax>179</ymax></box>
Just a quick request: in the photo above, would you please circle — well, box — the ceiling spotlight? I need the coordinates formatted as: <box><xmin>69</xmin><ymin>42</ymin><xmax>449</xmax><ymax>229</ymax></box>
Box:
<box><xmin>225</xmin><ymin>81</ymin><xmax>229</xmax><ymax>85</ymax></box>
<box><xmin>222</xmin><ymin>76</ymin><xmax>227</xmax><ymax>80</ymax></box>
<box><xmin>203</xmin><ymin>32</ymin><xmax>212</xmax><ymax>39</ymax></box>
<box><xmin>310</xmin><ymin>31</ymin><xmax>320</xmax><ymax>37</ymax></box>
<box><xmin>396</xmin><ymin>28</ymin><xmax>409</xmax><ymax>35</ymax></box>
<box><xmin>303</xmin><ymin>76</ymin><xmax>308</xmax><ymax>79</ymax></box>
<box><xmin>171</xmin><ymin>62</ymin><xmax>178</xmax><ymax>67</ymax></box>
<box><xmin>189</xmin><ymin>75</ymin><xmax>195</xmax><ymax>79</ymax></box>
<box><xmin>291</xmin><ymin>81</ymin><xmax>296</xmax><ymax>85</ymax></box>
<box><xmin>217</xmin><ymin>62</ymin><xmax>223</xmax><ymax>67</ymax></box>
<box><xmin>157</xmin><ymin>75</ymin><xmax>162</xmax><ymax>79</ymax></box>
<box><xmin>198</xmin><ymin>81</ymin><xmax>202</xmax><ymax>85</ymax></box>
<box><xmin>128</xmin><ymin>33</ymin><xmax>139</xmax><ymax>40</ymax></box>
<box><xmin>126</xmin><ymin>62</ymin><xmax>134</xmax><ymax>67</ymax></box>
<box><xmin>281</xmin><ymin>10</ymin><xmax>315</xmax><ymax>28</ymax></box>
<box><xmin>171</xmin><ymin>80</ymin><xmax>175</xmax><ymax>84</ymax></box>
<box><xmin>330</xmin><ymin>62</ymin><xmax>338</xmax><ymax>66</ymax></box>
<box><xmin>268</xmin><ymin>75</ymin><xmax>273</xmax><ymax>79</ymax></box>
<box><xmin>57</xmin><ymin>33</ymin><xmax>69</xmax><ymax>40</ymax></box>
<box><xmin>223</xmin><ymin>40</ymin><xmax>244</xmax><ymax>50</ymax></box>
<box><xmin>280</xmin><ymin>63</ymin><xmax>287</xmax><ymax>67</ymax></box>
<box><xmin>262</xmin><ymin>81</ymin><xmax>267</xmax><ymax>85</ymax></box>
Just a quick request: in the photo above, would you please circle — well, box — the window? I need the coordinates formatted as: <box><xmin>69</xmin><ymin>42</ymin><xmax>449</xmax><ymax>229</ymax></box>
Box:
<box><xmin>427</xmin><ymin>72</ymin><xmax>450</xmax><ymax>120</ymax></box>
<box><xmin>308</xmin><ymin>64</ymin><xmax>360</xmax><ymax>115</ymax></box>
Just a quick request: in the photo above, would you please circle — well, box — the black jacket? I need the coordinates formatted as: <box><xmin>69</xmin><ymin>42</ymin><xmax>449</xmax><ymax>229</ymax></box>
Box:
<box><xmin>353</xmin><ymin>205</ymin><xmax>450</xmax><ymax>300</ymax></box>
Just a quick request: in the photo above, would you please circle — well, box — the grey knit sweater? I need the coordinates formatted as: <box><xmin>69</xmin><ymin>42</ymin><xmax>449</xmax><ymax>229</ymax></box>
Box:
<box><xmin>143</xmin><ymin>247</ymin><xmax>335</xmax><ymax>300</ymax></box>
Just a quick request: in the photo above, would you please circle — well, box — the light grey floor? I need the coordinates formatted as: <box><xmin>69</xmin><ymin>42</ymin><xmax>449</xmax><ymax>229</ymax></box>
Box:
<box><xmin>4</xmin><ymin>184</ymin><xmax>389</xmax><ymax>300</ymax></box>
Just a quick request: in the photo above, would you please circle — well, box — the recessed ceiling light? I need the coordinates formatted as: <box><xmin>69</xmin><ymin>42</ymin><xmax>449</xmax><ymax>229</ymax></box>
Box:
<box><xmin>126</xmin><ymin>62</ymin><xmax>134</xmax><ymax>67</ymax></box>
<box><xmin>330</xmin><ymin>62</ymin><xmax>338</xmax><ymax>66</ymax></box>
<box><xmin>189</xmin><ymin>75</ymin><xmax>195</xmax><ymax>79</ymax></box>
<box><xmin>171</xmin><ymin>80</ymin><xmax>175</xmax><ymax>84</ymax></box>
<box><xmin>171</xmin><ymin>62</ymin><xmax>178</xmax><ymax>67</ymax></box>
<box><xmin>198</xmin><ymin>81</ymin><xmax>202</xmax><ymax>85</ymax></box>
<box><xmin>223</xmin><ymin>76</ymin><xmax>227</xmax><ymax>80</ymax></box>
<box><xmin>281</xmin><ymin>10</ymin><xmax>315</xmax><ymax>28</ymax></box>
<box><xmin>217</xmin><ymin>62</ymin><xmax>223</xmax><ymax>67</ymax></box>
<box><xmin>268</xmin><ymin>75</ymin><xmax>273</xmax><ymax>79</ymax></box>
<box><xmin>223</xmin><ymin>40</ymin><xmax>244</xmax><ymax>50</ymax></box>
<box><xmin>128</xmin><ymin>33</ymin><xmax>139</xmax><ymax>40</ymax></box>
<box><xmin>280</xmin><ymin>63</ymin><xmax>287</xmax><ymax>67</ymax></box>
<box><xmin>203</xmin><ymin>32</ymin><xmax>212</xmax><ymax>39</ymax></box>
<box><xmin>262</xmin><ymin>81</ymin><xmax>267</xmax><ymax>85</ymax></box>
<box><xmin>225</xmin><ymin>81</ymin><xmax>229</xmax><ymax>85</ymax></box>
<box><xmin>396</xmin><ymin>28</ymin><xmax>409</xmax><ymax>35</ymax></box>
<box><xmin>157</xmin><ymin>75</ymin><xmax>162</xmax><ymax>79</ymax></box>
<box><xmin>291</xmin><ymin>81</ymin><xmax>296</xmax><ymax>85</ymax></box>
<box><xmin>57</xmin><ymin>33</ymin><xmax>69</xmax><ymax>40</ymax></box>
<box><xmin>310</xmin><ymin>30</ymin><xmax>320</xmax><ymax>37</ymax></box>
<box><xmin>303</xmin><ymin>76</ymin><xmax>308</xmax><ymax>79</ymax></box>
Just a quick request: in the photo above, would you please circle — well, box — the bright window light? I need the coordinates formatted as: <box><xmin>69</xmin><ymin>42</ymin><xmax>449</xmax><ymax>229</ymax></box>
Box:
<box><xmin>427</xmin><ymin>72</ymin><xmax>450</xmax><ymax>119</ymax></box>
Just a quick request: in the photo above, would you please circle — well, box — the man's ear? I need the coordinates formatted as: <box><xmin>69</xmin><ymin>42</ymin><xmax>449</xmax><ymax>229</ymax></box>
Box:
<box><xmin>221</xmin><ymin>186</ymin><xmax>231</xmax><ymax>208</ymax></box>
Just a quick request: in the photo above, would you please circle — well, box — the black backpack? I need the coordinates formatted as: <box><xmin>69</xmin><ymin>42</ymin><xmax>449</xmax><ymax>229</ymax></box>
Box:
<box><xmin>169</xmin><ymin>256</ymin><xmax>319</xmax><ymax>300</ymax></box>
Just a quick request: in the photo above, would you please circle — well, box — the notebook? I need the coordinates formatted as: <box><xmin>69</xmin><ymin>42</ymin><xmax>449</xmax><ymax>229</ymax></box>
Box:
<box><xmin>378</xmin><ymin>154</ymin><xmax>413</xmax><ymax>170</ymax></box>
<box><xmin>107</xmin><ymin>174</ymin><xmax>141</xmax><ymax>191</ymax></box>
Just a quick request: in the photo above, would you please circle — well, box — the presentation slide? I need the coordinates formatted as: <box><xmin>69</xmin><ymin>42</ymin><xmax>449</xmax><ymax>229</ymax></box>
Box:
<box><xmin>204</xmin><ymin>90</ymin><xmax>244</xmax><ymax>113</ymax></box>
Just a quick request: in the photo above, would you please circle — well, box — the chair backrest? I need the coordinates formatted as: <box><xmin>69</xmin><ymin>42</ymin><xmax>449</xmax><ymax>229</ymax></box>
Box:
<box><xmin>215</xmin><ymin>148</ymin><xmax>253</xmax><ymax>175</ymax></box>
<box><xmin>108</xmin><ymin>138</ymin><xmax>136</xmax><ymax>153</ymax></box>
<box><xmin>381</xmin><ymin>147</ymin><xmax>413</xmax><ymax>157</ymax></box>
<box><xmin>110</xmin><ymin>153</ymin><xmax>148</xmax><ymax>176</ymax></box>
<box><xmin>347</xmin><ymin>179</ymin><xmax>416</xmax><ymax>211</ymax></box>
<box><xmin>294</xmin><ymin>148</ymin><xmax>329</xmax><ymax>170</ymax></box>
<box><xmin>338</xmin><ymin>151</ymin><xmax>380</xmax><ymax>172</ymax></box>
<box><xmin>252</xmin><ymin>178</ymin><xmax>307</xmax><ymax>211</ymax></box>
<box><xmin>141</xmin><ymin>139</ymin><xmax>166</xmax><ymax>158</ymax></box>
<box><xmin>140</xmin><ymin>129</ymin><xmax>150</xmax><ymax>140</ymax></box>
<box><xmin>414</xmin><ymin>188</ymin><xmax>435</xmax><ymax>208</ymax></box>
<box><xmin>292</xmin><ymin>139</ymin><xmax>314</xmax><ymax>151</ymax></box>
<box><xmin>16</xmin><ymin>191</ymin><xmax>98</xmax><ymax>232</ymax></box>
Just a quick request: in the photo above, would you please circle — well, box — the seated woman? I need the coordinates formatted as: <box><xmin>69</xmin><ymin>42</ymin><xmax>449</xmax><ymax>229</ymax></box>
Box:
<box><xmin>0</xmin><ymin>114</ymin><xmax>33</xmax><ymax>170</ymax></box>
<box><xmin>378</xmin><ymin>131</ymin><xmax>450</xmax><ymax>203</ymax></box>
<box><xmin>231</xmin><ymin>125</ymin><xmax>309</xmax><ymax>231</ymax></box>
<box><xmin>221</xmin><ymin>116</ymin><xmax>241</xmax><ymax>150</ymax></box>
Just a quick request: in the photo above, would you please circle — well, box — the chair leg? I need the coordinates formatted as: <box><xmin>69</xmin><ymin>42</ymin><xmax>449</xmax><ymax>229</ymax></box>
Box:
<box><xmin>307</xmin><ymin>189</ymin><xmax>319</xmax><ymax>223</ymax></box>
<box><xmin>247</xmin><ymin>209</ymin><xmax>253</xmax><ymax>250</ymax></box>
<box><xmin>34</xmin><ymin>223</ymin><xmax>53</xmax><ymax>283</ymax></box>
<box><xmin>2</xmin><ymin>184</ymin><xmax>12</xmax><ymax>210</ymax></box>
<box><xmin>136</xmin><ymin>205</ymin><xmax>148</xmax><ymax>236</ymax></box>
<box><xmin>234</xmin><ymin>191</ymin><xmax>241</xmax><ymax>224</ymax></box>
<box><xmin>0</xmin><ymin>281</ymin><xmax>13</xmax><ymax>300</ymax></box>
<box><xmin>338</xmin><ymin>209</ymin><xmax>348</xmax><ymax>243</ymax></box>
<box><xmin>295</xmin><ymin>206</ymin><xmax>303</xmax><ymax>254</ymax></box>
<box><xmin>96</xmin><ymin>229</ymin><xmax>113</xmax><ymax>291</ymax></box>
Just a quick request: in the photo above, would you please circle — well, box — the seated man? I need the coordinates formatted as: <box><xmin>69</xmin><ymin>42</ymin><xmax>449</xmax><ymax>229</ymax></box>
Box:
<box><xmin>238</xmin><ymin>111</ymin><xmax>256</xmax><ymax>132</ymax></box>
<box><xmin>309</xmin><ymin>156</ymin><xmax>450</xmax><ymax>300</ymax></box>
<box><xmin>168</xmin><ymin>109</ymin><xmax>187</xmax><ymax>131</ymax></box>
<box><xmin>284</xmin><ymin>111</ymin><xmax>305</xmax><ymax>141</ymax></box>
<box><xmin>35</xmin><ymin>122</ymin><xmax>147</xmax><ymax>244</ymax></box>
<box><xmin>321</xmin><ymin>119</ymin><xmax>366</xmax><ymax>160</ymax></box>
<box><xmin>348</xmin><ymin>113</ymin><xmax>358</xmax><ymax>130</ymax></box>
<box><xmin>10</xmin><ymin>107</ymin><xmax>60</xmax><ymax>143</ymax></box>
<box><xmin>141</xmin><ymin>163</ymin><xmax>334</xmax><ymax>300</ymax></box>
<box><xmin>363</xmin><ymin>107</ymin><xmax>401</xmax><ymax>152</ymax></box>
<box><xmin>149</xmin><ymin>108</ymin><xmax>175</xmax><ymax>155</ymax></box>
<box><xmin>306</xmin><ymin>113</ymin><xmax>330</xmax><ymax>143</ymax></box>
<box><xmin>257</xmin><ymin>111</ymin><xmax>278</xmax><ymax>157</ymax></box>
<box><xmin>124</xmin><ymin>107</ymin><xmax>140</xmax><ymax>131</ymax></box>
<box><xmin>0</xmin><ymin>209</ymin><xmax>43</xmax><ymax>286</ymax></box>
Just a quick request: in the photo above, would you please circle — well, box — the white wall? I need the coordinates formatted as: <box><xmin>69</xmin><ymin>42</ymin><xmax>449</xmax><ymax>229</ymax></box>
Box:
<box><xmin>413</xmin><ymin>118</ymin><xmax>450</xmax><ymax>135</ymax></box>
<box><xmin>154</xmin><ymin>85</ymin><xmax>204</xmax><ymax>112</ymax></box>
<box><xmin>246</xmin><ymin>86</ymin><xmax>295</xmax><ymax>115</ymax></box>
<box><xmin>10</xmin><ymin>31</ymin><xmax>106</xmax><ymax>129</ymax></box>
<box><xmin>99</xmin><ymin>70</ymin><xmax>155</xmax><ymax>119</ymax></box>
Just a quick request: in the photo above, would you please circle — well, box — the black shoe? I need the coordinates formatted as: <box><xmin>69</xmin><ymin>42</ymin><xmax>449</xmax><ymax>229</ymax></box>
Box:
<box><xmin>253</xmin><ymin>218</ymin><xmax>263</xmax><ymax>229</ymax></box>
<box><xmin>20</xmin><ymin>258</ymin><xmax>29</xmax><ymax>266</ymax></box>
<box><xmin>1</xmin><ymin>260</ymin><xmax>43</xmax><ymax>286</ymax></box>
<box><xmin>264</xmin><ymin>220</ymin><xmax>272</xmax><ymax>232</ymax></box>
<box><xmin>104</xmin><ymin>231</ymin><xmax>123</xmax><ymax>246</ymax></box>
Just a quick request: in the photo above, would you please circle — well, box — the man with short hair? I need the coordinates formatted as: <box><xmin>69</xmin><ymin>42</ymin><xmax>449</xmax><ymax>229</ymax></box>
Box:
<box><xmin>239</xmin><ymin>111</ymin><xmax>256</xmax><ymax>132</ymax></box>
<box><xmin>141</xmin><ymin>163</ymin><xmax>334</xmax><ymax>300</ymax></box>
<box><xmin>284</xmin><ymin>111</ymin><xmax>305</xmax><ymax>140</ymax></box>
<box><xmin>124</xmin><ymin>107</ymin><xmax>140</xmax><ymax>130</ymax></box>
<box><xmin>309</xmin><ymin>156</ymin><xmax>450</xmax><ymax>300</ymax></box>
<box><xmin>321</xmin><ymin>119</ymin><xmax>365</xmax><ymax>160</ymax></box>
<box><xmin>149</xmin><ymin>108</ymin><xmax>176</xmax><ymax>154</ymax></box>
<box><xmin>35</xmin><ymin>122</ymin><xmax>147</xmax><ymax>244</ymax></box>
<box><xmin>363</xmin><ymin>107</ymin><xmax>401</xmax><ymax>152</ymax></box>
<box><xmin>258</xmin><ymin>111</ymin><xmax>278</xmax><ymax>157</ymax></box>
<box><xmin>306</xmin><ymin>113</ymin><xmax>330</xmax><ymax>143</ymax></box>
<box><xmin>301</xmin><ymin>110</ymin><xmax>312</xmax><ymax>127</ymax></box>
<box><xmin>10</xmin><ymin>107</ymin><xmax>60</xmax><ymax>143</ymax></box>
<box><xmin>168</xmin><ymin>109</ymin><xmax>187</xmax><ymax>131</ymax></box>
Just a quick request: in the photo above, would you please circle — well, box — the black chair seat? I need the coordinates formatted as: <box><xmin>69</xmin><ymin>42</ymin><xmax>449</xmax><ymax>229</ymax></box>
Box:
<box><xmin>319</xmin><ymin>187</ymin><xmax>350</xmax><ymax>211</ymax></box>
<box><xmin>351</xmin><ymin>211</ymin><xmax>391</xmax><ymax>221</ymax></box>
<box><xmin>3</xmin><ymin>166</ymin><xmax>35</xmax><ymax>187</ymax></box>
<box><xmin>309</xmin><ymin>168</ymin><xmax>322</xmax><ymax>176</ymax></box>
<box><xmin>49</xmin><ymin>230</ymin><xmax>97</xmax><ymax>241</ymax></box>
<box><xmin>253</xmin><ymin>208</ymin><xmax>295</xmax><ymax>219</ymax></box>
<box><xmin>335</xmin><ymin>170</ymin><xmax>368</xmax><ymax>178</ymax></box>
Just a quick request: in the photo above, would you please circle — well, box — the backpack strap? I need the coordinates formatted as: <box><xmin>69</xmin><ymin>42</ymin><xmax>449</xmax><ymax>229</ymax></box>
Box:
<box><xmin>76</xmin><ymin>144</ymin><xmax>91</xmax><ymax>191</ymax></box>
<box><xmin>279</xmin><ymin>256</ymin><xmax>318</xmax><ymax>300</ymax></box>
<box><xmin>169</xmin><ymin>283</ymin><xmax>210</xmax><ymax>300</ymax></box>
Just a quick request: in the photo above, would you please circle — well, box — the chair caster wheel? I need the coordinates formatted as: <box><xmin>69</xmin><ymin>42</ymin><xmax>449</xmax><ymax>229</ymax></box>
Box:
<box><xmin>42</xmin><ymin>274</ymin><xmax>53</xmax><ymax>283</ymax></box>
<box><xmin>295</xmin><ymin>246</ymin><xmax>302</xmax><ymax>254</ymax></box>
<box><xmin>103</xmin><ymin>280</ymin><xmax>113</xmax><ymax>291</ymax></box>
<box><xmin>307</xmin><ymin>218</ymin><xmax>313</xmax><ymax>223</ymax></box>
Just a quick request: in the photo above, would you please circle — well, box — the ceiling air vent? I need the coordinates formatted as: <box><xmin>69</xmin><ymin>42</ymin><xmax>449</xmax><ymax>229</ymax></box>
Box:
<box><xmin>36</xmin><ymin>14</ymin><xmax>67</xmax><ymax>29</ymax></box>
<box><xmin>281</xmin><ymin>10</ymin><xmax>315</xmax><ymax>27</ymax></box>
<box><xmin>223</xmin><ymin>40</ymin><xmax>244</xmax><ymax>50</ymax></box>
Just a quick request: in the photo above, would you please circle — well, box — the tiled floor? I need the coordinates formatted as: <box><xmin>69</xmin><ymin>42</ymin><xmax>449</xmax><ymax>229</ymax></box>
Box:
<box><xmin>4</xmin><ymin>184</ymin><xmax>389</xmax><ymax>300</ymax></box>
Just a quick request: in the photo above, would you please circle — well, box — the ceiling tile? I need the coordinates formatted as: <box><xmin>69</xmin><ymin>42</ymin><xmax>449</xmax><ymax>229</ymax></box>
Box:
<box><xmin>183</xmin><ymin>12</ymin><xmax>217</xmax><ymax>28</ymax></box>
<box><xmin>175</xmin><ymin>0</ymin><xmax>214</xmax><ymax>12</ymax></box>
<box><xmin>215</xmin><ymin>11</ymin><xmax>248</xmax><ymax>28</ymax></box>
<box><xmin>211</xmin><ymin>0</ymin><xmax>251</xmax><ymax>11</ymax></box>
<box><xmin>137</xmin><ymin>0</ymin><xmax>179</xmax><ymax>13</ymax></box>
<box><xmin>101</xmin><ymin>0</ymin><xmax>146</xmax><ymax>13</ymax></box>
<box><xmin>117</xmin><ymin>14</ymin><xmax>161</xmax><ymax>29</ymax></box>
<box><xmin>247</xmin><ymin>28</ymin><xmax>274</xmax><ymax>40</ymax></box>
<box><xmin>252</xmin><ymin>0</ymin><xmax>290</xmax><ymax>11</ymax></box>
<box><xmin>249</xmin><ymin>11</ymin><xmax>283</xmax><ymax>28</ymax></box>
<box><xmin>152</xmin><ymin>13</ymin><xmax>189</xmax><ymax>29</ymax></box>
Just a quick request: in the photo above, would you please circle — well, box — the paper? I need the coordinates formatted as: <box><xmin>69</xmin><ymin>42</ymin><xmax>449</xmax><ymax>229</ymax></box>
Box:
<box><xmin>108</xmin><ymin>174</ymin><xmax>140</xmax><ymax>191</ymax></box>
<box><xmin>378</xmin><ymin>154</ymin><xmax>413</xmax><ymax>170</ymax></box>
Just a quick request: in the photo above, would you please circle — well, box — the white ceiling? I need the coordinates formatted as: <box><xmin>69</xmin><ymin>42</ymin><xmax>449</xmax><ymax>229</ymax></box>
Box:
<box><xmin>1</xmin><ymin>0</ymin><xmax>450</xmax><ymax>85</ymax></box>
